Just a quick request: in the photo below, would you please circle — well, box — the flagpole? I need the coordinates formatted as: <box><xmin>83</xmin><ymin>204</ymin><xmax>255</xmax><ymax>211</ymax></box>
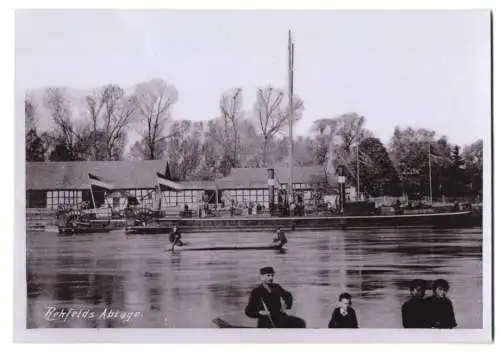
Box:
<box><xmin>356</xmin><ymin>145</ymin><xmax>360</xmax><ymax>200</ymax></box>
<box><xmin>428</xmin><ymin>143</ymin><xmax>432</xmax><ymax>204</ymax></box>
<box><xmin>88</xmin><ymin>174</ymin><xmax>96</xmax><ymax>209</ymax></box>
<box><xmin>288</xmin><ymin>29</ymin><xmax>294</xmax><ymax>204</ymax></box>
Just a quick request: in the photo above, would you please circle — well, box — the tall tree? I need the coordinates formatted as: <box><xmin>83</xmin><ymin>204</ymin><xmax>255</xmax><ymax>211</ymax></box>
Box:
<box><xmin>252</xmin><ymin>86</ymin><xmax>303</xmax><ymax>166</ymax></box>
<box><xmin>351</xmin><ymin>137</ymin><xmax>401</xmax><ymax>197</ymax></box>
<box><xmin>218</xmin><ymin>88</ymin><xmax>244</xmax><ymax>170</ymax></box>
<box><xmin>85</xmin><ymin>89</ymin><xmax>105</xmax><ymax>160</ymax></box>
<box><xmin>99</xmin><ymin>84</ymin><xmax>138</xmax><ymax>160</ymax></box>
<box><xmin>443</xmin><ymin>145</ymin><xmax>467</xmax><ymax>197</ymax></box>
<box><xmin>84</xmin><ymin>84</ymin><xmax>137</xmax><ymax>161</ymax></box>
<box><xmin>202</xmin><ymin>88</ymin><xmax>245</xmax><ymax>176</ymax></box>
<box><xmin>134</xmin><ymin>79</ymin><xmax>179</xmax><ymax>160</ymax></box>
<box><xmin>201</xmin><ymin>119</ymin><xmax>223</xmax><ymax>176</ymax></box>
<box><xmin>164</xmin><ymin>120</ymin><xmax>204</xmax><ymax>181</ymax></box>
<box><xmin>43</xmin><ymin>88</ymin><xmax>83</xmax><ymax>161</ymax></box>
<box><xmin>389</xmin><ymin>127</ymin><xmax>453</xmax><ymax>200</ymax></box>
<box><xmin>25</xmin><ymin>95</ymin><xmax>46</xmax><ymax>161</ymax></box>
<box><xmin>462</xmin><ymin>139</ymin><xmax>483</xmax><ymax>199</ymax></box>
<box><xmin>312</xmin><ymin>113</ymin><xmax>372</xmax><ymax>182</ymax></box>
<box><xmin>237</xmin><ymin>118</ymin><xmax>261</xmax><ymax>168</ymax></box>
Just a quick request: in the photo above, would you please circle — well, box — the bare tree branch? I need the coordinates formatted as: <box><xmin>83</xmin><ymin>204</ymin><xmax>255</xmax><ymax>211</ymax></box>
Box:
<box><xmin>312</xmin><ymin>112</ymin><xmax>372</xmax><ymax>176</ymax></box>
<box><xmin>219</xmin><ymin>87</ymin><xmax>243</xmax><ymax>166</ymax></box>
<box><xmin>43</xmin><ymin>88</ymin><xmax>84</xmax><ymax>159</ymax></box>
<box><xmin>94</xmin><ymin>84</ymin><xmax>138</xmax><ymax>160</ymax></box>
<box><xmin>253</xmin><ymin>86</ymin><xmax>303</xmax><ymax>166</ymax></box>
<box><xmin>134</xmin><ymin>79</ymin><xmax>179</xmax><ymax>159</ymax></box>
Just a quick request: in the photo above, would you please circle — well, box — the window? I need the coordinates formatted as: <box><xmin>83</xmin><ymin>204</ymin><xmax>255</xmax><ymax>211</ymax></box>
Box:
<box><xmin>26</xmin><ymin>190</ymin><xmax>47</xmax><ymax>208</ymax></box>
<box><xmin>45</xmin><ymin>189</ymin><xmax>83</xmax><ymax>209</ymax></box>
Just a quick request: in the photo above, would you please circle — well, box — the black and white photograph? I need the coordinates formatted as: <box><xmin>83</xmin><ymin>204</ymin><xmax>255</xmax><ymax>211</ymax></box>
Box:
<box><xmin>14</xmin><ymin>8</ymin><xmax>492</xmax><ymax>342</ymax></box>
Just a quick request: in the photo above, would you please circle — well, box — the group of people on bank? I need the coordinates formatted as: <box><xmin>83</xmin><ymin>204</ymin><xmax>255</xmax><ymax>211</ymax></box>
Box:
<box><xmin>401</xmin><ymin>278</ymin><xmax>457</xmax><ymax>329</ymax></box>
<box><xmin>245</xmin><ymin>267</ymin><xmax>457</xmax><ymax>329</ymax></box>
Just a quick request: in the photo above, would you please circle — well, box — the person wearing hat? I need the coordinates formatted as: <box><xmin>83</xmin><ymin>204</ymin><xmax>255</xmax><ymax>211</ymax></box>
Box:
<box><xmin>244</xmin><ymin>266</ymin><xmax>306</xmax><ymax>328</ymax></box>
<box><xmin>401</xmin><ymin>279</ymin><xmax>429</xmax><ymax>328</ymax></box>
<box><xmin>425</xmin><ymin>279</ymin><xmax>457</xmax><ymax>329</ymax></box>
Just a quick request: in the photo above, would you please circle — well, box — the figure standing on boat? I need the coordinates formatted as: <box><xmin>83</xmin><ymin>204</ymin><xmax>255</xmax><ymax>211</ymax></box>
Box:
<box><xmin>245</xmin><ymin>266</ymin><xmax>306</xmax><ymax>328</ymax></box>
<box><xmin>272</xmin><ymin>227</ymin><xmax>288</xmax><ymax>249</ymax></box>
<box><xmin>168</xmin><ymin>226</ymin><xmax>185</xmax><ymax>251</ymax></box>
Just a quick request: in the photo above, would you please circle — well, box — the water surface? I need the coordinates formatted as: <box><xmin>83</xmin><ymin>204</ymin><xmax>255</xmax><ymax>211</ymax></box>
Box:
<box><xmin>26</xmin><ymin>227</ymin><xmax>482</xmax><ymax>328</ymax></box>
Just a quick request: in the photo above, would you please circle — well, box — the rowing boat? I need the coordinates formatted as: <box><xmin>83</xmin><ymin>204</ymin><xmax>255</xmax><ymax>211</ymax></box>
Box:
<box><xmin>125</xmin><ymin>226</ymin><xmax>172</xmax><ymax>234</ymax></box>
<box><xmin>165</xmin><ymin>244</ymin><xmax>286</xmax><ymax>252</ymax></box>
<box><xmin>212</xmin><ymin>318</ymin><xmax>251</xmax><ymax>328</ymax></box>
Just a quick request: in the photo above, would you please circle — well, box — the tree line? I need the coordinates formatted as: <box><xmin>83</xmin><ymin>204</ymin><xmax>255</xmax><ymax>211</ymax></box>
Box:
<box><xmin>25</xmin><ymin>78</ymin><xmax>483</xmax><ymax>200</ymax></box>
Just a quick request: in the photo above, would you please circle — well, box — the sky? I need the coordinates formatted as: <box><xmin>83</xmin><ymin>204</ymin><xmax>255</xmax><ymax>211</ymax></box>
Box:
<box><xmin>15</xmin><ymin>10</ymin><xmax>491</xmax><ymax>146</ymax></box>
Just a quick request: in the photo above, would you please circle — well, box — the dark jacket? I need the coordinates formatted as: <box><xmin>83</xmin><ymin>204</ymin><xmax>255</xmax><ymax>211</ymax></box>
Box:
<box><xmin>245</xmin><ymin>283</ymin><xmax>293</xmax><ymax>328</ymax></box>
<box><xmin>425</xmin><ymin>296</ymin><xmax>457</xmax><ymax>329</ymax></box>
<box><xmin>328</xmin><ymin>307</ymin><xmax>358</xmax><ymax>328</ymax></box>
<box><xmin>169</xmin><ymin>230</ymin><xmax>181</xmax><ymax>243</ymax></box>
<box><xmin>273</xmin><ymin>231</ymin><xmax>288</xmax><ymax>248</ymax></box>
<box><xmin>401</xmin><ymin>297</ymin><xmax>430</xmax><ymax>328</ymax></box>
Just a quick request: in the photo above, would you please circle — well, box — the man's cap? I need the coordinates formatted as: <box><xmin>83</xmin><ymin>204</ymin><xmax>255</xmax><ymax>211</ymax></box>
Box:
<box><xmin>260</xmin><ymin>266</ymin><xmax>275</xmax><ymax>275</ymax></box>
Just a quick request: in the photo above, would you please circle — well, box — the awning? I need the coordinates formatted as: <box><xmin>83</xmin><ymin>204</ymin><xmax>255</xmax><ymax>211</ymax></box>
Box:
<box><xmin>156</xmin><ymin>172</ymin><xmax>183</xmax><ymax>191</ymax></box>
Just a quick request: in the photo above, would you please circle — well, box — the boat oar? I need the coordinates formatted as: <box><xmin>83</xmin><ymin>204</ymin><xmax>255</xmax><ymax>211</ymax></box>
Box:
<box><xmin>170</xmin><ymin>238</ymin><xmax>178</xmax><ymax>252</ymax></box>
<box><xmin>260</xmin><ymin>298</ymin><xmax>276</xmax><ymax>328</ymax></box>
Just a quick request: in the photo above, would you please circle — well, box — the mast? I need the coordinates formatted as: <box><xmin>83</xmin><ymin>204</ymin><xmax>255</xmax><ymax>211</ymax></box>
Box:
<box><xmin>356</xmin><ymin>145</ymin><xmax>360</xmax><ymax>200</ymax></box>
<box><xmin>428</xmin><ymin>142</ymin><xmax>433</xmax><ymax>204</ymax></box>
<box><xmin>288</xmin><ymin>30</ymin><xmax>294</xmax><ymax>202</ymax></box>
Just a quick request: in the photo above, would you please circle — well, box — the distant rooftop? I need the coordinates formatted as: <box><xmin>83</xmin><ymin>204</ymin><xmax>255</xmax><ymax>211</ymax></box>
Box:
<box><xmin>26</xmin><ymin>161</ymin><xmax>328</xmax><ymax>191</ymax></box>
<box><xmin>216</xmin><ymin>166</ymin><xmax>328</xmax><ymax>189</ymax></box>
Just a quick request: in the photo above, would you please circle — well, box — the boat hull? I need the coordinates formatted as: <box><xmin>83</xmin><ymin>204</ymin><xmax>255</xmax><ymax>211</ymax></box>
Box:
<box><xmin>58</xmin><ymin>226</ymin><xmax>113</xmax><ymax>235</ymax></box>
<box><xmin>177</xmin><ymin>211</ymin><xmax>480</xmax><ymax>232</ymax></box>
<box><xmin>212</xmin><ymin>318</ymin><xmax>251</xmax><ymax>328</ymax></box>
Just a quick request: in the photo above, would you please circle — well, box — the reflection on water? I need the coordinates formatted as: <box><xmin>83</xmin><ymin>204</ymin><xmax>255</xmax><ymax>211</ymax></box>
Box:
<box><xmin>26</xmin><ymin>227</ymin><xmax>482</xmax><ymax>328</ymax></box>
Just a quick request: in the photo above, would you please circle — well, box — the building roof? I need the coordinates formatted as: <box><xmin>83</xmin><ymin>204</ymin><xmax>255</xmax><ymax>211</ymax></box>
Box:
<box><xmin>26</xmin><ymin>162</ymin><xmax>328</xmax><ymax>191</ymax></box>
<box><xmin>27</xmin><ymin>160</ymin><xmax>169</xmax><ymax>190</ymax></box>
<box><xmin>215</xmin><ymin>166</ymin><xmax>327</xmax><ymax>189</ymax></box>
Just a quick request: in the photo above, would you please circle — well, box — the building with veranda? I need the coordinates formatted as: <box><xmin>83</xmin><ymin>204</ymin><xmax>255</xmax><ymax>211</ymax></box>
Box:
<box><xmin>26</xmin><ymin>160</ymin><xmax>328</xmax><ymax>213</ymax></box>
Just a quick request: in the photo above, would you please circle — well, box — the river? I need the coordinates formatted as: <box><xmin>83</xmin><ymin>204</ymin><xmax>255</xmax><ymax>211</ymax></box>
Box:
<box><xmin>26</xmin><ymin>227</ymin><xmax>482</xmax><ymax>329</ymax></box>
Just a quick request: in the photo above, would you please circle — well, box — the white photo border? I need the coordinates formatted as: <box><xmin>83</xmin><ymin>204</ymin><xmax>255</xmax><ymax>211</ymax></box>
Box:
<box><xmin>10</xmin><ymin>0</ymin><xmax>495</xmax><ymax>344</ymax></box>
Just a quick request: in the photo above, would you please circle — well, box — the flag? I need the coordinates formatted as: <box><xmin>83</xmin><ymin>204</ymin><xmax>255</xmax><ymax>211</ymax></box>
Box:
<box><xmin>430</xmin><ymin>153</ymin><xmax>450</xmax><ymax>161</ymax></box>
<box><xmin>428</xmin><ymin>144</ymin><xmax>450</xmax><ymax>161</ymax></box>
<box><xmin>88</xmin><ymin>173</ymin><xmax>114</xmax><ymax>191</ymax></box>
<box><xmin>358</xmin><ymin>151</ymin><xmax>372</xmax><ymax>166</ymax></box>
<box><xmin>165</xmin><ymin>162</ymin><xmax>172</xmax><ymax>180</ymax></box>
<box><xmin>156</xmin><ymin>172</ymin><xmax>183</xmax><ymax>191</ymax></box>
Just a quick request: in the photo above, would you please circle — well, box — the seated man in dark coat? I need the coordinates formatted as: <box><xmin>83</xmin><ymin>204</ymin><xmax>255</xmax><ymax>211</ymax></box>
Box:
<box><xmin>426</xmin><ymin>279</ymin><xmax>457</xmax><ymax>329</ymax></box>
<box><xmin>401</xmin><ymin>279</ymin><xmax>429</xmax><ymax>328</ymax></box>
<box><xmin>328</xmin><ymin>292</ymin><xmax>359</xmax><ymax>328</ymax></box>
<box><xmin>245</xmin><ymin>267</ymin><xmax>306</xmax><ymax>328</ymax></box>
